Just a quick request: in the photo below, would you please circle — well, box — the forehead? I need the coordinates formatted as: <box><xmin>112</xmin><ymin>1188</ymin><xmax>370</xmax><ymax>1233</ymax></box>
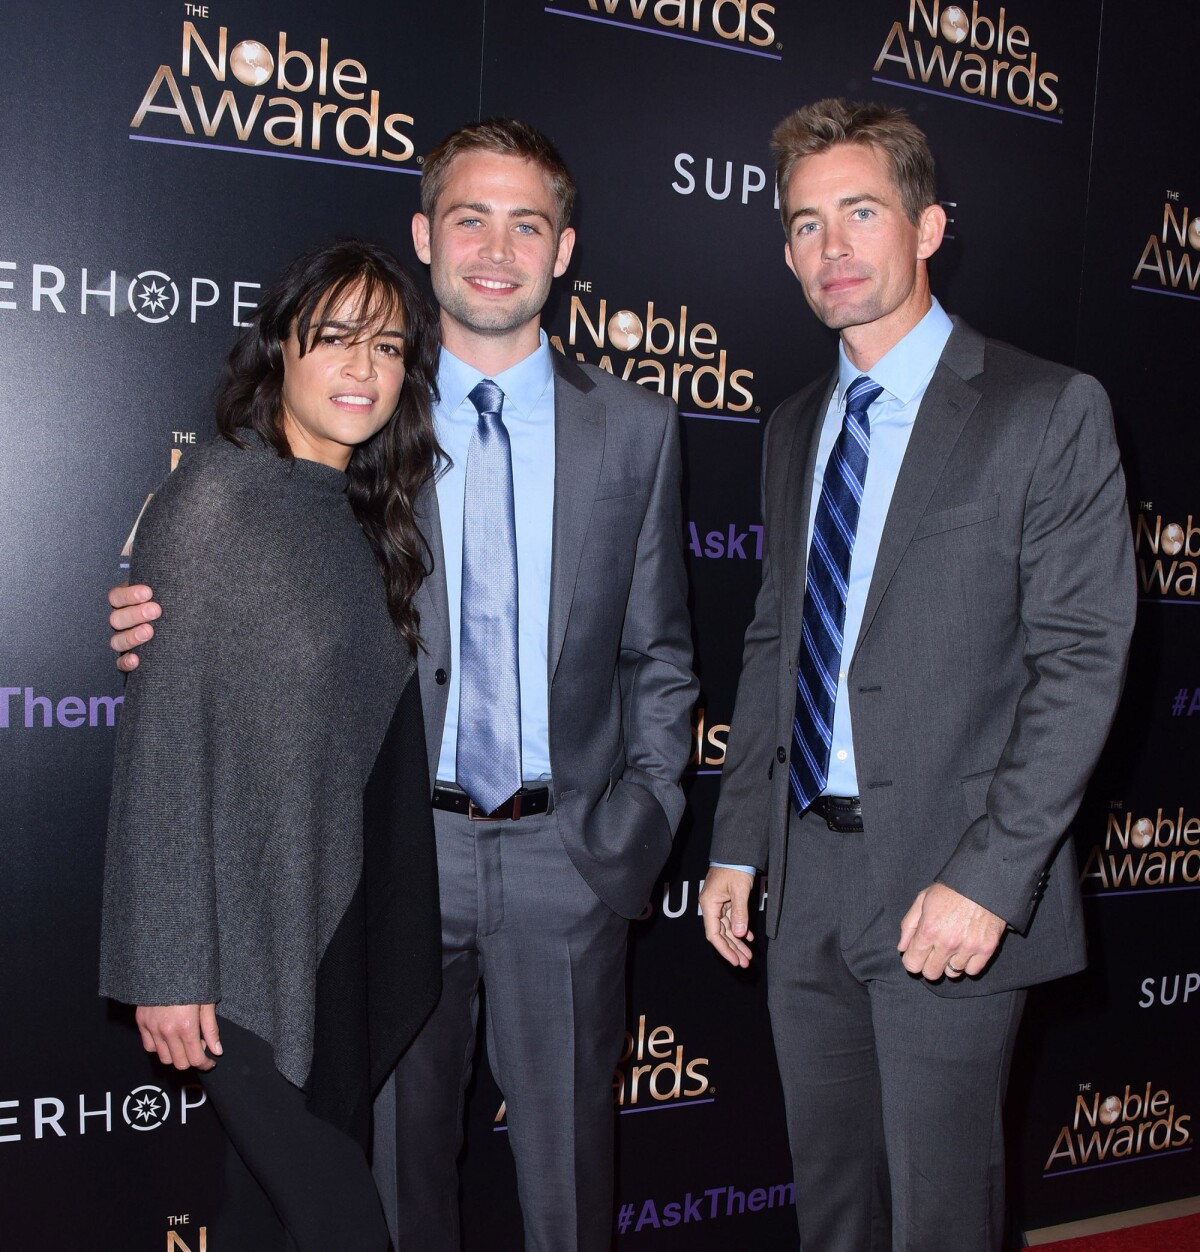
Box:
<box><xmin>787</xmin><ymin>142</ymin><xmax>897</xmax><ymax>207</ymax></box>
<box><xmin>434</xmin><ymin>150</ymin><xmax>556</xmax><ymax>215</ymax></box>
<box><xmin>309</xmin><ymin>279</ymin><xmax>404</xmax><ymax>331</ymax></box>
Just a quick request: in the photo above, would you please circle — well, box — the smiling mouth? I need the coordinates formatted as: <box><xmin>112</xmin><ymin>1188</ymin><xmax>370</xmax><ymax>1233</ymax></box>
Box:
<box><xmin>467</xmin><ymin>277</ymin><xmax>519</xmax><ymax>292</ymax></box>
<box><xmin>331</xmin><ymin>395</ymin><xmax>374</xmax><ymax>406</ymax></box>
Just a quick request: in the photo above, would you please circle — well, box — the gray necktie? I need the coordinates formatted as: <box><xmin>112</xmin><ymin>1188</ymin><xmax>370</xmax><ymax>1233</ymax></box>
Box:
<box><xmin>456</xmin><ymin>379</ymin><xmax>522</xmax><ymax>814</ymax></box>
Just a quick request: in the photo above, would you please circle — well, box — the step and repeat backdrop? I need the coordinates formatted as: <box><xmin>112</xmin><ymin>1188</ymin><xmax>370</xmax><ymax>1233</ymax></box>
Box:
<box><xmin>3</xmin><ymin>1</ymin><xmax>1197</xmax><ymax>1248</ymax></box>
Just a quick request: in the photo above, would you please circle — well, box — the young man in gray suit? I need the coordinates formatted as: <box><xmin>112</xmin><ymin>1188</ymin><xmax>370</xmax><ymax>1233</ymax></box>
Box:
<box><xmin>109</xmin><ymin>119</ymin><xmax>697</xmax><ymax>1251</ymax></box>
<box><xmin>700</xmin><ymin>99</ymin><xmax>1134</xmax><ymax>1251</ymax></box>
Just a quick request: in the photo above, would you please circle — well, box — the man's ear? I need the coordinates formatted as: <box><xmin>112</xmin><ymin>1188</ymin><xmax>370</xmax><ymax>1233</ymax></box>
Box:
<box><xmin>916</xmin><ymin>202</ymin><xmax>947</xmax><ymax>261</ymax></box>
<box><xmin>412</xmin><ymin>213</ymin><xmax>432</xmax><ymax>266</ymax></box>
<box><xmin>553</xmin><ymin>226</ymin><xmax>576</xmax><ymax>278</ymax></box>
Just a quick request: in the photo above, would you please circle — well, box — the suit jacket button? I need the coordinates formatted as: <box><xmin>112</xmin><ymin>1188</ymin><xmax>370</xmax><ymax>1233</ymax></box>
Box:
<box><xmin>434</xmin><ymin>668</ymin><xmax>448</xmax><ymax>685</ymax></box>
<box><xmin>776</xmin><ymin>746</ymin><xmax>786</xmax><ymax>763</ymax></box>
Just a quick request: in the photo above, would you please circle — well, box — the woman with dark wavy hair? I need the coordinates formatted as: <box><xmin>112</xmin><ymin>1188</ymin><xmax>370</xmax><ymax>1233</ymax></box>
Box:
<box><xmin>100</xmin><ymin>239</ymin><xmax>443</xmax><ymax>1251</ymax></box>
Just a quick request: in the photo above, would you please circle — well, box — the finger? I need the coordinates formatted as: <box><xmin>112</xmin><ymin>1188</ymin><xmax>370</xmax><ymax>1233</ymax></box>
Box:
<box><xmin>200</xmin><ymin>1005</ymin><xmax>223</xmax><ymax>1058</ymax></box>
<box><xmin>109</xmin><ymin>604</ymin><xmax>159</xmax><ymax>635</ymax></box>
<box><xmin>709</xmin><ymin>911</ymin><xmax>753</xmax><ymax>966</ymax></box>
<box><xmin>727</xmin><ymin>894</ymin><xmax>750</xmax><ymax>938</ymax></box>
<box><xmin>944</xmin><ymin>956</ymin><xmax>965</xmax><ymax>979</ymax></box>
<box><xmin>896</xmin><ymin>893</ymin><xmax>924</xmax><ymax>953</ymax></box>
<box><xmin>700</xmin><ymin>896</ymin><xmax>728</xmax><ymax>947</ymax></box>
<box><xmin>110</xmin><ymin>623</ymin><xmax>156</xmax><ymax>655</ymax></box>
<box><xmin>166</xmin><ymin>1034</ymin><xmax>195</xmax><ymax>1071</ymax></box>
<box><xmin>901</xmin><ymin>934</ymin><xmax>934</xmax><ymax>975</ymax></box>
<box><xmin>108</xmin><ymin>583</ymin><xmax>153</xmax><ymax>610</ymax></box>
<box><xmin>150</xmin><ymin>1031</ymin><xmax>176</xmax><ymax>1067</ymax></box>
<box><xmin>719</xmin><ymin>927</ymin><xmax>754</xmax><ymax>966</ymax></box>
<box><xmin>709</xmin><ymin>919</ymin><xmax>749</xmax><ymax>966</ymax></box>
<box><xmin>117</xmin><ymin>652</ymin><xmax>140</xmax><ymax>673</ymax></box>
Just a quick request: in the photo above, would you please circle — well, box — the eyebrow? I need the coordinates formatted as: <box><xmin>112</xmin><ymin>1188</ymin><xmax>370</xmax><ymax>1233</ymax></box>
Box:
<box><xmin>787</xmin><ymin>192</ymin><xmax>889</xmax><ymax>228</ymax></box>
<box><xmin>444</xmin><ymin>200</ymin><xmax>555</xmax><ymax>228</ymax></box>
<box><xmin>317</xmin><ymin>319</ymin><xmax>405</xmax><ymax>339</ymax></box>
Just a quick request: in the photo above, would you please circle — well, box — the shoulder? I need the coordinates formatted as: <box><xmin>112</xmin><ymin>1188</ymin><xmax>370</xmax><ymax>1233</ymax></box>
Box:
<box><xmin>943</xmin><ymin>319</ymin><xmax>1109</xmax><ymax>410</ymax></box>
<box><xmin>763</xmin><ymin>370</ymin><xmax>833</xmax><ymax>451</ymax></box>
<box><xmin>136</xmin><ymin>437</ymin><xmax>247</xmax><ymax>541</ymax></box>
<box><xmin>131</xmin><ymin>435</ymin><xmax>309</xmax><ymax>580</ymax></box>
<box><xmin>555</xmin><ymin>354</ymin><xmax>675</xmax><ymax>422</ymax></box>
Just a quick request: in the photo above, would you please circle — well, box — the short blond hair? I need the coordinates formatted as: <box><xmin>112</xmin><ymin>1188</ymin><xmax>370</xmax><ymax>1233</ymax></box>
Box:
<box><xmin>771</xmin><ymin>98</ymin><xmax>937</xmax><ymax>230</ymax></box>
<box><xmin>421</xmin><ymin>118</ymin><xmax>576</xmax><ymax>236</ymax></box>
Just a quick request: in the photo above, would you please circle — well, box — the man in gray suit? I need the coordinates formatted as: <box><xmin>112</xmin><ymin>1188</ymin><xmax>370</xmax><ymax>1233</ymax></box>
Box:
<box><xmin>699</xmin><ymin>99</ymin><xmax>1134</xmax><ymax>1251</ymax></box>
<box><xmin>110</xmin><ymin>119</ymin><xmax>697</xmax><ymax>1251</ymax></box>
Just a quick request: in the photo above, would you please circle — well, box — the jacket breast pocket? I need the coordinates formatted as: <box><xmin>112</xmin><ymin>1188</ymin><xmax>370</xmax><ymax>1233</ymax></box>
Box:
<box><xmin>913</xmin><ymin>494</ymin><xmax>999</xmax><ymax>541</ymax></box>
<box><xmin>594</xmin><ymin>476</ymin><xmax>640</xmax><ymax>501</ymax></box>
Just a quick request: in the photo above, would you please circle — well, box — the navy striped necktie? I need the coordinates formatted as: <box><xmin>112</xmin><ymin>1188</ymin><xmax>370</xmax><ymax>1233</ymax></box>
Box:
<box><xmin>790</xmin><ymin>374</ymin><xmax>882</xmax><ymax>815</ymax></box>
<box><xmin>456</xmin><ymin>379</ymin><xmax>522</xmax><ymax>815</ymax></box>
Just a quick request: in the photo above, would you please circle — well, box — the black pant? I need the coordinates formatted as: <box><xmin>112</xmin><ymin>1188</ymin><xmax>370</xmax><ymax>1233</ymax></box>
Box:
<box><xmin>202</xmin><ymin>1017</ymin><xmax>389</xmax><ymax>1252</ymax></box>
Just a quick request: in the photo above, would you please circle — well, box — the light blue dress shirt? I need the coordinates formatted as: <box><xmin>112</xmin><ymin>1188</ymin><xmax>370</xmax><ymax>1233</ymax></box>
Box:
<box><xmin>433</xmin><ymin>333</ymin><xmax>556</xmax><ymax>783</ymax></box>
<box><xmin>815</xmin><ymin>299</ymin><xmax>952</xmax><ymax>794</ymax></box>
<box><xmin>713</xmin><ymin>299</ymin><xmax>953</xmax><ymax>874</ymax></box>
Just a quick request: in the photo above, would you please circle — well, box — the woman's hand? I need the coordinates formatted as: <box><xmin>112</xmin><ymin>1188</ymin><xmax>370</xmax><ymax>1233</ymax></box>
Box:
<box><xmin>135</xmin><ymin>1003</ymin><xmax>222</xmax><ymax>1071</ymax></box>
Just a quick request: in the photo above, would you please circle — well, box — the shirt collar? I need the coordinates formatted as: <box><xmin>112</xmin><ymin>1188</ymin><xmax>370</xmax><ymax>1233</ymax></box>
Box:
<box><xmin>836</xmin><ymin>297</ymin><xmax>954</xmax><ymax>406</ymax></box>
<box><xmin>436</xmin><ymin>330</ymin><xmax>555</xmax><ymax>422</ymax></box>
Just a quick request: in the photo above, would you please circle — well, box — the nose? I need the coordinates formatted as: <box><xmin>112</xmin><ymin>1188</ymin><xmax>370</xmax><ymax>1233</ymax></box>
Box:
<box><xmin>343</xmin><ymin>340</ymin><xmax>377</xmax><ymax>380</ymax></box>
<box><xmin>822</xmin><ymin>221</ymin><xmax>850</xmax><ymax>262</ymax></box>
<box><xmin>477</xmin><ymin>221</ymin><xmax>514</xmax><ymax>264</ymax></box>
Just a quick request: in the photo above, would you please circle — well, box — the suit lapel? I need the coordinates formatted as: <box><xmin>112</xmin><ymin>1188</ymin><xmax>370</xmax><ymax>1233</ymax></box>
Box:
<box><xmin>781</xmin><ymin>375</ymin><xmax>835</xmax><ymax>663</ymax></box>
<box><xmin>415</xmin><ymin>477</ymin><xmax>450</xmax><ymax>651</ymax></box>
<box><xmin>852</xmin><ymin>322</ymin><xmax>984</xmax><ymax>657</ymax></box>
<box><xmin>547</xmin><ymin>354</ymin><xmax>604</xmax><ymax>681</ymax></box>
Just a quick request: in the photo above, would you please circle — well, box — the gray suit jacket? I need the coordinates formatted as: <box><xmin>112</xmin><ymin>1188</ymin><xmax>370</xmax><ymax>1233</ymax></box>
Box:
<box><xmin>413</xmin><ymin>350</ymin><xmax>698</xmax><ymax>920</ymax></box>
<box><xmin>712</xmin><ymin>319</ymin><xmax>1135</xmax><ymax>994</ymax></box>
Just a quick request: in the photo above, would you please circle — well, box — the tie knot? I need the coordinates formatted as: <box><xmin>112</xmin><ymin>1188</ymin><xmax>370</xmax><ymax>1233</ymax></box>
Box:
<box><xmin>469</xmin><ymin>378</ymin><xmax>505</xmax><ymax>418</ymax></box>
<box><xmin>845</xmin><ymin>375</ymin><xmax>882</xmax><ymax>417</ymax></box>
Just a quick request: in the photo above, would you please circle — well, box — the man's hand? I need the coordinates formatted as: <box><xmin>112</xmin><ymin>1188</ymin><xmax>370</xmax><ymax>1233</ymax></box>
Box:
<box><xmin>897</xmin><ymin>883</ymin><xmax>1006</xmax><ymax>981</ymax></box>
<box><xmin>108</xmin><ymin>583</ymin><xmax>160</xmax><ymax>672</ymax></box>
<box><xmin>135</xmin><ymin>1003</ymin><xmax>222</xmax><ymax>1071</ymax></box>
<box><xmin>700</xmin><ymin>867</ymin><xmax>756</xmax><ymax>968</ymax></box>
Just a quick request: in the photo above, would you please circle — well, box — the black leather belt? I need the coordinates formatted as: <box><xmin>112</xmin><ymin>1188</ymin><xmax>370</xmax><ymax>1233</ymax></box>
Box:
<box><xmin>809</xmin><ymin>795</ymin><xmax>864</xmax><ymax>833</ymax></box>
<box><xmin>432</xmin><ymin>783</ymin><xmax>553</xmax><ymax>822</ymax></box>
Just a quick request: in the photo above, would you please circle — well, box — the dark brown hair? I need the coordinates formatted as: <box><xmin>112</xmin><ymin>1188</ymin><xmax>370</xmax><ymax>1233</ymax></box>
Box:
<box><xmin>421</xmin><ymin>117</ymin><xmax>576</xmax><ymax>234</ymax></box>
<box><xmin>771</xmin><ymin>98</ymin><xmax>937</xmax><ymax>229</ymax></box>
<box><xmin>214</xmin><ymin>238</ymin><xmax>442</xmax><ymax>654</ymax></box>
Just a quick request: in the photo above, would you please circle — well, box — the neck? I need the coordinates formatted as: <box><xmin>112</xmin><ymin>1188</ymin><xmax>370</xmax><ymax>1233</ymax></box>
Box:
<box><xmin>839</xmin><ymin>287</ymin><xmax>934</xmax><ymax>374</ymax></box>
<box><xmin>440</xmin><ymin>317</ymin><xmax>543</xmax><ymax>377</ymax></box>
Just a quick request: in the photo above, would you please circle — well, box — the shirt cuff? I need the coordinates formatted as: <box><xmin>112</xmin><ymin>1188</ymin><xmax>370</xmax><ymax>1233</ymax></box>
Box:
<box><xmin>709</xmin><ymin>862</ymin><xmax>757</xmax><ymax>876</ymax></box>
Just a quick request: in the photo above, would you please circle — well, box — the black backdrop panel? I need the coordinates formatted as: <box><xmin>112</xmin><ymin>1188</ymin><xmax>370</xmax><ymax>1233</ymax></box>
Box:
<box><xmin>3</xmin><ymin>1</ymin><xmax>1199</xmax><ymax>1248</ymax></box>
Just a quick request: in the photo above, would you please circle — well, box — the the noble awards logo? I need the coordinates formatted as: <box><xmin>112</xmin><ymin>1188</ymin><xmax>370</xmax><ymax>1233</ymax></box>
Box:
<box><xmin>1132</xmin><ymin>193</ymin><xmax>1200</xmax><ymax>301</ymax></box>
<box><xmin>1044</xmin><ymin>1082</ymin><xmax>1192</xmax><ymax>1175</ymax></box>
<box><xmin>873</xmin><ymin>2</ymin><xmax>1060</xmax><ymax>119</ymax></box>
<box><xmin>131</xmin><ymin>19</ymin><xmax>417</xmax><ymax>171</ymax></box>
<box><xmin>494</xmin><ymin>1014</ymin><xmax>712</xmax><ymax>1127</ymax></box>
<box><xmin>1080</xmin><ymin>805</ymin><xmax>1200</xmax><ymax>895</ymax></box>
<box><xmin>1135</xmin><ymin>507</ymin><xmax>1200</xmax><ymax>601</ymax></box>
<box><xmin>550</xmin><ymin>284</ymin><xmax>757</xmax><ymax>421</ymax></box>
<box><xmin>545</xmin><ymin>0</ymin><xmax>779</xmax><ymax>59</ymax></box>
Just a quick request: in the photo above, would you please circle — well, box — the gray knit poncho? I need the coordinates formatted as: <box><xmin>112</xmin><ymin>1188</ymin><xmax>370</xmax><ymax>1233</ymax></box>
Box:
<box><xmin>100</xmin><ymin>434</ymin><xmax>439</xmax><ymax>1108</ymax></box>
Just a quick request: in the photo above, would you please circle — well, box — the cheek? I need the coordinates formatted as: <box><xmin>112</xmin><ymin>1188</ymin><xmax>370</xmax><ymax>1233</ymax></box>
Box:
<box><xmin>383</xmin><ymin>363</ymin><xmax>406</xmax><ymax>410</ymax></box>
